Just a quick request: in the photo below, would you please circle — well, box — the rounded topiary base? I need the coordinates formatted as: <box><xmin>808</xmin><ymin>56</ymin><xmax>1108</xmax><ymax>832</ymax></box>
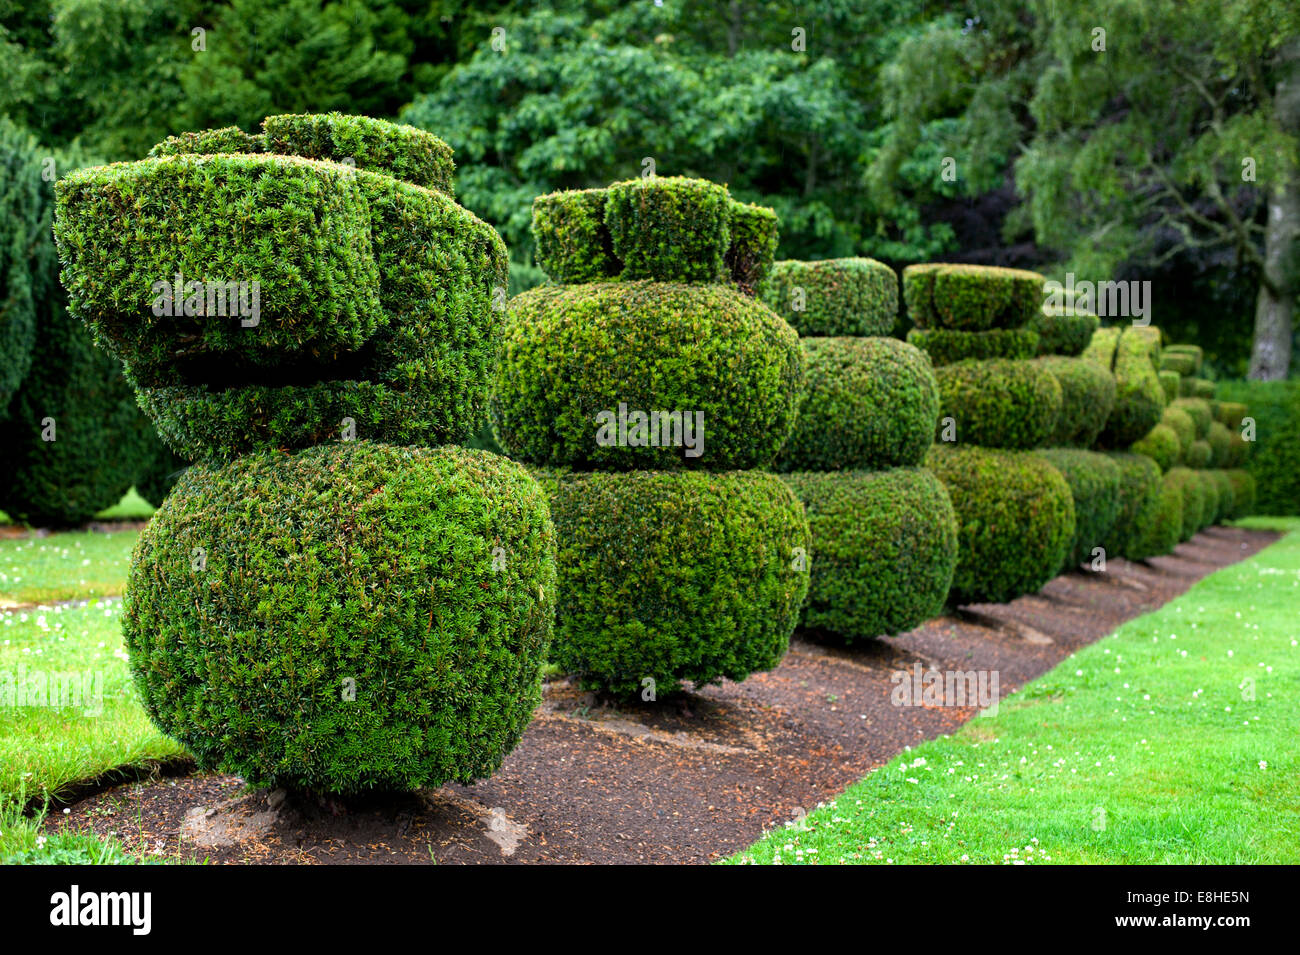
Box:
<box><xmin>924</xmin><ymin>445</ymin><xmax>1074</xmax><ymax>605</ymax></box>
<box><xmin>1102</xmin><ymin>452</ymin><xmax>1179</xmax><ymax>560</ymax></box>
<box><xmin>780</xmin><ymin>469</ymin><xmax>957</xmax><ymax>643</ymax></box>
<box><xmin>1163</xmin><ymin>467</ymin><xmax>1206</xmax><ymax>541</ymax></box>
<box><xmin>1035</xmin><ymin>449</ymin><xmax>1122</xmax><ymax>568</ymax></box>
<box><xmin>124</xmin><ymin>442</ymin><xmax>556</xmax><ymax>795</ymax></box>
<box><xmin>934</xmin><ymin>358</ymin><xmax>1063</xmax><ymax>449</ymax></box>
<box><xmin>531</xmin><ymin>468</ymin><xmax>810</xmax><ymax>697</ymax></box>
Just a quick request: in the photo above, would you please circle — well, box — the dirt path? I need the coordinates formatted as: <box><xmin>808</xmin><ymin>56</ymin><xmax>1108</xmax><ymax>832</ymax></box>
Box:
<box><xmin>46</xmin><ymin>525</ymin><xmax>1278</xmax><ymax>864</ymax></box>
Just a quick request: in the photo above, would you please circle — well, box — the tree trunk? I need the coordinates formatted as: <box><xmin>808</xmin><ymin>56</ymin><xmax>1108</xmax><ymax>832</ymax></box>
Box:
<box><xmin>1249</xmin><ymin>38</ymin><xmax>1300</xmax><ymax>380</ymax></box>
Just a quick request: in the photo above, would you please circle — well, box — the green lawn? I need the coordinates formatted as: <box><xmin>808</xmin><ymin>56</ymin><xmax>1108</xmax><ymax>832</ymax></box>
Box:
<box><xmin>730</xmin><ymin>518</ymin><xmax>1300</xmax><ymax>865</ymax></box>
<box><xmin>0</xmin><ymin>529</ymin><xmax>140</xmax><ymax>607</ymax></box>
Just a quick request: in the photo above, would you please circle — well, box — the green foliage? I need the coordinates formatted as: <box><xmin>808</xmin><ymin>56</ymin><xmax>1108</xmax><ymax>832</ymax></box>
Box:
<box><xmin>0</xmin><ymin>117</ymin><xmax>43</xmax><ymax>410</ymax></box>
<box><xmin>1164</xmin><ymin>467</ymin><xmax>1207</xmax><ymax>540</ymax></box>
<box><xmin>1180</xmin><ymin>376</ymin><xmax>1216</xmax><ymax>400</ymax></box>
<box><xmin>1158</xmin><ymin>370</ymin><xmax>1180</xmax><ymax>402</ymax></box>
<box><xmin>262</xmin><ymin>112</ymin><xmax>456</xmax><ymax>194</ymax></box>
<box><xmin>775</xmin><ymin>337</ymin><xmax>939</xmax><ymax>472</ymax></box>
<box><xmin>1036</xmin><ymin>448</ymin><xmax>1121</xmax><ymax>568</ymax></box>
<box><xmin>1185</xmin><ymin>439</ymin><xmax>1213</xmax><ymax>469</ymax></box>
<box><xmin>780</xmin><ymin>469</ymin><xmax>957</xmax><ymax>643</ymax></box>
<box><xmin>1217</xmin><ymin>380</ymin><xmax>1300</xmax><ymax>516</ymax></box>
<box><xmin>56</xmin><ymin>125</ymin><xmax>507</xmax><ymax>461</ymax></box>
<box><xmin>1102</xmin><ymin>451</ymin><xmax>1177</xmax><ymax>561</ymax></box>
<box><xmin>1225</xmin><ymin>468</ymin><xmax>1256</xmax><ymax>518</ymax></box>
<box><xmin>123</xmin><ymin>442</ymin><xmax>556</xmax><ymax>795</ymax></box>
<box><xmin>149</xmin><ymin>126</ymin><xmax>266</xmax><ymax>157</ymax></box>
<box><xmin>1197</xmin><ymin>470</ymin><xmax>1222</xmax><ymax>528</ymax></box>
<box><xmin>1160</xmin><ymin>352</ymin><xmax>1196</xmax><ymax>376</ymax></box>
<box><xmin>1029</xmin><ymin>306</ymin><xmax>1099</xmax><ymax>357</ymax></box>
<box><xmin>1215</xmin><ymin>401</ymin><xmax>1248</xmax><ymax>428</ymax></box>
<box><xmin>934</xmin><ymin>358</ymin><xmax>1062</xmax><ymax>449</ymax></box>
<box><xmin>1171</xmin><ymin>397</ymin><xmax>1213</xmax><ymax>438</ymax></box>
<box><xmin>1164</xmin><ymin>344</ymin><xmax>1203</xmax><ymax>372</ymax></box>
<box><xmin>907</xmin><ymin>327</ymin><xmax>1039</xmax><ymax>365</ymax></box>
<box><xmin>532</xmin><ymin>468</ymin><xmax>809</xmax><ymax>697</ymax></box>
<box><xmin>606</xmin><ymin>176</ymin><xmax>731</xmax><ymax>282</ymax></box>
<box><xmin>1035</xmin><ymin>355</ymin><xmax>1116</xmax><ymax>447</ymax></box>
<box><xmin>760</xmin><ymin>258</ymin><xmax>899</xmax><ymax>337</ymax></box>
<box><xmin>1130</xmin><ymin>424</ymin><xmax>1181</xmax><ymax>473</ymax></box>
<box><xmin>1161</xmin><ymin>405</ymin><xmax>1196</xmax><ymax>454</ymax></box>
<box><xmin>493</xmin><ymin>281</ymin><xmax>804</xmax><ymax>471</ymax></box>
<box><xmin>136</xmin><ymin>444</ymin><xmax>187</xmax><ymax>509</ymax></box>
<box><xmin>725</xmin><ymin>201</ymin><xmax>780</xmax><ymax>294</ymax></box>
<box><xmin>1083</xmin><ymin>327</ymin><xmax>1166</xmax><ymax>447</ymax></box>
<box><xmin>924</xmin><ymin>444</ymin><xmax>1075</xmax><ymax>605</ymax></box>
<box><xmin>903</xmin><ymin>264</ymin><xmax>1045</xmax><ymax>332</ymax></box>
<box><xmin>531</xmin><ymin>188</ymin><xmax>615</xmax><ymax>284</ymax></box>
<box><xmin>1207</xmin><ymin>421</ymin><xmax>1232</xmax><ymax>467</ymax></box>
<box><xmin>1209</xmin><ymin>469</ymin><xmax>1235</xmax><ymax>523</ymax></box>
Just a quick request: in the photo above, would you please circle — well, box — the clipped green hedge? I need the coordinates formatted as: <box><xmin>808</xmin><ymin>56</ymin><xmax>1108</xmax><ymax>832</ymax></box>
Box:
<box><xmin>1206</xmin><ymin>421</ymin><xmax>1232</xmax><ymax>468</ymax></box>
<box><xmin>1130</xmin><ymin>424</ymin><xmax>1181</xmax><ymax>472</ymax></box>
<box><xmin>1102</xmin><ymin>452</ymin><xmax>1173</xmax><ymax>560</ymax></box>
<box><xmin>1160</xmin><ymin>352</ymin><xmax>1196</xmax><ymax>376</ymax></box>
<box><xmin>903</xmin><ymin>263</ymin><xmax>1045</xmax><ymax>332</ymax></box>
<box><xmin>1171</xmin><ymin>397</ymin><xmax>1213</xmax><ymax>438</ymax></box>
<box><xmin>1164</xmin><ymin>467</ymin><xmax>1206</xmax><ymax>540</ymax></box>
<box><xmin>934</xmin><ymin>358</ymin><xmax>1062</xmax><ymax>449</ymax></box>
<box><xmin>605</xmin><ymin>176</ymin><xmax>731</xmax><ymax>282</ymax></box>
<box><xmin>1180</xmin><ymin>377</ymin><xmax>1217</xmax><ymax>400</ymax></box>
<box><xmin>1083</xmin><ymin>327</ymin><xmax>1166</xmax><ymax>447</ymax></box>
<box><xmin>1185</xmin><ymin>440</ymin><xmax>1212</xmax><ymax>469</ymax></box>
<box><xmin>1196</xmin><ymin>470</ymin><xmax>1221</xmax><ymax>528</ymax></box>
<box><xmin>56</xmin><ymin>145</ymin><xmax>507</xmax><ymax>461</ymax></box>
<box><xmin>1036</xmin><ymin>449</ymin><xmax>1122</xmax><ymax>568</ymax></box>
<box><xmin>774</xmin><ymin>337</ymin><xmax>938</xmax><ymax>472</ymax></box>
<box><xmin>1035</xmin><ymin>355</ymin><xmax>1116</xmax><ymax>448</ymax></box>
<box><xmin>1029</xmin><ymin>306</ymin><xmax>1099</xmax><ymax>357</ymax></box>
<box><xmin>494</xmin><ymin>281</ymin><xmax>803</xmax><ymax>471</ymax></box>
<box><xmin>1225</xmin><ymin>469</ymin><xmax>1256</xmax><ymax>519</ymax></box>
<box><xmin>1208</xmin><ymin>470</ymin><xmax>1235</xmax><ymax>523</ymax></box>
<box><xmin>533</xmin><ymin>468</ymin><xmax>809</xmax><ymax>697</ymax></box>
<box><xmin>760</xmin><ymin>258</ymin><xmax>899</xmax><ymax>337</ymax></box>
<box><xmin>262</xmin><ymin>111</ymin><xmax>456</xmax><ymax>194</ymax></box>
<box><xmin>1163</xmin><ymin>343</ymin><xmax>1203</xmax><ymax>372</ymax></box>
<box><xmin>780</xmin><ymin>469</ymin><xmax>956</xmax><ymax>643</ymax></box>
<box><xmin>0</xmin><ymin>118</ymin><xmax>43</xmax><ymax>412</ymax></box>
<box><xmin>532</xmin><ymin>188</ymin><xmax>616</xmax><ymax>284</ymax></box>
<box><xmin>1216</xmin><ymin>379</ymin><xmax>1300</xmax><ymax>516</ymax></box>
<box><xmin>726</xmin><ymin>201</ymin><xmax>780</xmax><ymax>293</ymax></box>
<box><xmin>149</xmin><ymin>126</ymin><xmax>267</xmax><ymax>157</ymax></box>
<box><xmin>1158</xmin><ymin>370</ymin><xmax>1180</xmax><ymax>402</ymax></box>
<box><xmin>906</xmin><ymin>327</ymin><xmax>1038</xmax><ymax>366</ymax></box>
<box><xmin>1215</xmin><ymin>401</ymin><xmax>1248</xmax><ymax>429</ymax></box>
<box><xmin>123</xmin><ymin>442</ymin><xmax>556</xmax><ymax>795</ymax></box>
<box><xmin>924</xmin><ymin>445</ymin><xmax>1074</xmax><ymax>605</ymax></box>
<box><xmin>1161</xmin><ymin>405</ymin><xmax>1196</xmax><ymax>455</ymax></box>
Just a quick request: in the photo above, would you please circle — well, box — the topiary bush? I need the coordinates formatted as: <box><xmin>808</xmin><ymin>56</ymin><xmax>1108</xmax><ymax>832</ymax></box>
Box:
<box><xmin>1128</xmin><ymin>472</ymin><xmax>1184</xmax><ymax>560</ymax></box>
<box><xmin>1161</xmin><ymin>405</ymin><xmax>1196</xmax><ymax>456</ymax></box>
<box><xmin>1160</xmin><ymin>352</ymin><xmax>1196</xmax><ymax>376</ymax></box>
<box><xmin>605</xmin><ymin>176</ymin><xmax>731</xmax><ymax>282</ymax></box>
<box><xmin>493</xmin><ymin>281</ymin><xmax>803</xmax><ymax>470</ymax></box>
<box><xmin>1084</xmin><ymin>327</ymin><xmax>1166</xmax><ymax>447</ymax></box>
<box><xmin>1170</xmin><ymin>397</ymin><xmax>1213</xmax><ymax>438</ymax></box>
<box><xmin>1130</xmin><ymin>423</ymin><xmax>1181</xmax><ymax>472</ymax></box>
<box><xmin>780</xmin><ymin>469</ymin><xmax>956</xmax><ymax>643</ymax></box>
<box><xmin>774</xmin><ymin>337</ymin><xmax>938</xmax><ymax>472</ymax></box>
<box><xmin>1036</xmin><ymin>449</ymin><xmax>1122</xmax><ymax>568</ymax></box>
<box><xmin>0</xmin><ymin>117</ymin><xmax>43</xmax><ymax>413</ymax></box>
<box><xmin>532</xmin><ymin>468</ymin><xmax>809</xmax><ymax>696</ymax></box>
<box><xmin>1029</xmin><ymin>306</ymin><xmax>1099</xmax><ymax>357</ymax></box>
<box><xmin>55</xmin><ymin>125</ymin><xmax>507</xmax><ymax>462</ymax></box>
<box><xmin>726</xmin><ymin>201</ymin><xmax>780</xmax><ymax>294</ymax></box>
<box><xmin>1185</xmin><ymin>440</ymin><xmax>1213</xmax><ymax>469</ymax></box>
<box><xmin>906</xmin><ymin>327</ymin><xmax>1039</xmax><ymax>365</ymax></box>
<box><xmin>759</xmin><ymin>258</ymin><xmax>899</xmax><ymax>337</ymax></box>
<box><xmin>1216</xmin><ymin>379</ymin><xmax>1300</xmax><ymax>516</ymax></box>
<box><xmin>123</xmin><ymin>442</ymin><xmax>556</xmax><ymax>795</ymax></box>
<box><xmin>1102</xmin><ymin>452</ymin><xmax>1170</xmax><ymax>560</ymax></box>
<box><xmin>531</xmin><ymin>188</ymin><xmax>614</xmax><ymax>284</ymax></box>
<box><xmin>1209</xmin><ymin>470</ymin><xmax>1235</xmax><ymax>523</ymax></box>
<box><xmin>934</xmin><ymin>358</ymin><xmax>1062</xmax><ymax>449</ymax></box>
<box><xmin>1158</xmin><ymin>370</ymin><xmax>1180</xmax><ymax>403</ymax></box>
<box><xmin>1225</xmin><ymin>469</ymin><xmax>1256</xmax><ymax>519</ymax></box>
<box><xmin>903</xmin><ymin>263</ymin><xmax>1045</xmax><ymax>332</ymax></box>
<box><xmin>1036</xmin><ymin>355</ymin><xmax>1116</xmax><ymax>447</ymax></box>
<box><xmin>1180</xmin><ymin>377</ymin><xmax>1217</xmax><ymax>400</ymax></box>
<box><xmin>1196</xmin><ymin>470</ymin><xmax>1221</xmax><ymax>528</ymax></box>
<box><xmin>1206</xmin><ymin>421</ymin><xmax>1232</xmax><ymax>468</ymax></box>
<box><xmin>1163</xmin><ymin>343</ymin><xmax>1203</xmax><ymax>372</ymax></box>
<box><xmin>924</xmin><ymin>445</ymin><xmax>1074</xmax><ymax>605</ymax></box>
<box><xmin>1164</xmin><ymin>467</ymin><xmax>1206</xmax><ymax>540</ymax></box>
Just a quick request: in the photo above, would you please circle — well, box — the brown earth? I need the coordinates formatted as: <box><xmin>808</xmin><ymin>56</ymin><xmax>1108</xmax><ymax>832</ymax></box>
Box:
<box><xmin>44</xmin><ymin>525</ymin><xmax>1277</xmax><ymax>865</ymax></box>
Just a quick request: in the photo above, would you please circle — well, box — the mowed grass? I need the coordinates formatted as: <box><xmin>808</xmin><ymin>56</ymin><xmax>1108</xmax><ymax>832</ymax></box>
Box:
<box><xmin>730</xmin><ymin>519</ymin><xmax>1300</xmax><ymax>865</ymax></box>
<box><xmin>0</xmin><ymin>528</ymin><xmax>140</xmax><ymax>607</ymax></box>
<box><xmin>0</xmin><ymin>598</ymin><xmax>187</xmax><ymax>806</ymax></box>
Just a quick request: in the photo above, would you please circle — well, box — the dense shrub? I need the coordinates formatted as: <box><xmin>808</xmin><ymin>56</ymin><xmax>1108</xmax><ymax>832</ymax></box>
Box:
<box><xmin>123</xmin><ymin>443</ymin><xmax>556</xmax><ymax>795</ymax></box>
<box><xmin>508</xmin><ymin>261</ymin><xmax>549</xmax><ymax>297</ymax></box>
<box><xmin>1225</xmin><ymin>469</ymin><xmax>1256</xmax><ymax>518</ymax></box>
<box><xmin>0</xmin><ymin>118</ymin><xmax>43</xmax><ymax>412</ymax></box>
<box><xmin>0</xmin><ymin>296</ymin><xmax>158</xmax><ymax>525</ymax></box>
<box><xmin>903</xmin><ymin>263</ymin><xmax>1045</xmax><ymax>331</ymax></box>
<box><xmin>56</xmin><ymin>146</ymin><xmax>508</xmax><ymax>461</ymax></box>
<box><xmin>934</xmin><ymin>358</ymin><xmax>1062</xmax><ymax>449</ymax></box>
<box><xmin>494</xmin><ymin>281</ymin><xmax>803</xmax><ymax>470</ymax></box>
<box><xmin>924</xmin><ymin>445</ymin><xmax>1074</xmax><ymax>605</ymax></box>
<box><xmin>1171</xmin><ymin>397</ymin><xmax>1213</xmax><ymax>438</ymax></box>
<box><xmin>1217</xmin><ymin>379</ymin><xmax>1300</xmax><ymax>516</ymax></box>
<box><xmin>1180</xmin><ymin>377</ymin><xmax>1216</xmax><ymax>400</ymax></box>
<box><xmin>1128</xmin><ymin>474</ymin><xmax>1184</xmax><ymax>559</ymax></box>
<box><xmin>1036</xmin><ymin>449</ymin><xmax>1122</xmax><ymax>568</ymax></box>
<box><xmin>262</xmin><ymin>112</ymin><xmax>456</xmax><ymax>195</ymax></box>
<box><xmin>1161</xmin><ymin>405</ymin><xmax>1196</xmax><ymax>455</ymax></box>
<box><xmin>1130</xmin><ymin>423</ymin><xmax>1181</xmax><ymax>472</ymax></box>
<box><xmin>906</xmin><ymin>327</ymin><xmax>1038</xmax><ymax>365</ymax></box>
<box><xmin>1209</xmin><ymin>470</ymin><xmax>1235</xmax><ymax>523</ymax></box>
<box><xmin>726</xmin><ymin>201</ymin><xmax>780</xmax><ymax>293</ymax></box>
<box><xmin>1101</xmin><ymin>452</ymin><xmax>1169</xmax><ymax>560</ymax></box>
<box><xmin>149</xmin><ymin>125</ymin><xmax>267</xmax><ymax>157</ymax></box>
<box><xmin>136</xmin><ymin>444</ymin><xmax>188</xmax><ymax>509</ymax></box>
<box><xmin>1185</xmin><ymin>440</ymin><xmax>1212</xmax><ymax>469</ymax></box>
<box><xmin>780</xmin><ymin>469</ymin><xmax>957</xmax><ymax>643</ymax></box>
<box><xmin>1084</xmin><ymin>327</ymin><xmax>1166</xmax><ymax>447</ymax></box>
<box><xmin>760</xmin><ymin>258</ymin><xmax>899</xmax><ymax>336</ymax></box>
<box><xmin>1159</xmin><ymin>352</ymin><xmax>1196</xmax><ymax>376</ymax></box>
<box><xmin>775</xmin><ymin>337</ymin><xmax>939</xmax><ymax>472</ymax></box>
<box><xmin>1029</xmin><ymin>306</ymin><xmax>1099</xmax><ymax>356</ymax></box>
<box><xmin>605</xmin><ymin>177</ymin><xmax>731</xmax><ymax>282</ymax></box>
<box><xmin>533</xmin><ymin>468</ymin><xmax>809</xmax><ymax>696</ymax></box>
<box><xmin>1158</xmin><ymin>370</ymin><xmax>1180</xmax><ymax>402</ymax></box>
<box><xmin>1035</xmin><ymin>356</ymin><xmax>1116</xmax><ymax>447</ymax></box>
<box><xmin>532</xmin><ymin>188</ymin><xmax>617</xmax><ymax>283</ymax></box>
<box><xmin>1196</xmin><ymin>470</ymin><xmax>1221</xmax><ymax>528</ymax></box>
<box><xmin>1164</xmin><ymin>467</ymin><xmax>1206</xmax><ymax>540</ymax></box>
<box><xmin>1163</xmin><ymin>343</ymin><xmax>1203</xmax><ymax>372</ymax></box>
<box><xmin>1206</xmin><ymin>421</ymin><xmax>1232</xmax><ymax>468</ymax></box>
<box><xmin>1215</xmin><ymin>401</ymin><xmax>1248</xmax><ymax>429</ymax></box>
